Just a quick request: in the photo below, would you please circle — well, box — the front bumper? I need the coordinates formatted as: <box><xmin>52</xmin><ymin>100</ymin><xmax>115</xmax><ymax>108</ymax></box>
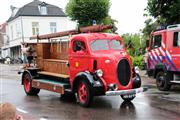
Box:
<box><xmin>105</xmin><ymin>87</ymin><xmax>148</xmax><ymax>96</ymax></box>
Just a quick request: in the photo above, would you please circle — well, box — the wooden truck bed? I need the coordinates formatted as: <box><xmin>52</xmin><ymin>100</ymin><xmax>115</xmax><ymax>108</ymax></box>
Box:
<box><xmin>35</xmin><ymin>42</ymin><xmax>69</xmax><ymax>77</ymax></box>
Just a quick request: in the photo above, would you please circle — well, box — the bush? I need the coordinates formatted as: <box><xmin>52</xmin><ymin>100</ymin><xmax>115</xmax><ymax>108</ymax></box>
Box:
<box><xmin>131</xmin><ymin>55</ymin><xmax>145</xmax><ymax>70</ymax></box>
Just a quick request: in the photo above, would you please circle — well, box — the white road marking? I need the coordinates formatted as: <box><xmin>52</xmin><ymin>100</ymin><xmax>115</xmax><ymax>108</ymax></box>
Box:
<box><xmin>134</xmin><ymin>102</ymin><xmax>149</xmax><ymax>106</ymax></box>
<box><xmin>17</xmin><ymin>108</ymin><xmax>28</xmax><ymax>114</ymax></box>
<box><xmin>40</xmin><ymin>118</ymin><xmax>48</xmax><ymax>120</ymax></box>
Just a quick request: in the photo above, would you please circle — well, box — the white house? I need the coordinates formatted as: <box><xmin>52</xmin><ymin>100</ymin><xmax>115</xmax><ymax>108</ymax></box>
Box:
<box><xmin>2</xmin><ymin>0</ymin><xmax>76</xmax><ymax>58</ymax></box>
<box><xmin>0</xmin><ymin>23</ymin><xmax>9</xmax><ymax>57</ymax></box>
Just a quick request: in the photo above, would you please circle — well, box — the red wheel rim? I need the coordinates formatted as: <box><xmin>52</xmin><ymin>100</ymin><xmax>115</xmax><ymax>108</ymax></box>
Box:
<box><xmin>78</xmin><ymin>83</ymin><xmax>87</xmax><ymax>103</ymax></box>
<box><xmin>24</xmin><ymin>75</ymin><xmax>30</xmax><ymax>92</ymax></box>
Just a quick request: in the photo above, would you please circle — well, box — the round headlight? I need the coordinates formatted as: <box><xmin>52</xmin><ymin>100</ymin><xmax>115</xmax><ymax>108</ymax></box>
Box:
<box><xmin>134</xmin><ymin>66</ymin><xmax>140</xmax><ymax>74</ymax></box>
<box><xmin>96</xmin><ymin>69</ymin><xmax>103</xmax><ymax>77</ymax></box>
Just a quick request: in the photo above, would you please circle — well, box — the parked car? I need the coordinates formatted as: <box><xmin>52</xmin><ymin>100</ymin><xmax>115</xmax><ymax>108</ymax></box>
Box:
<box><xmin>0</xmin><ymin>56</ymin><xmax>5</xmax><ymax>63</ymax></box>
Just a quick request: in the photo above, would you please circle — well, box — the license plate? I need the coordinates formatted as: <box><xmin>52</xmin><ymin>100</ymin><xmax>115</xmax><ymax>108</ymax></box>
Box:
<box><xmin>123</xmin><ymin>94</ymin><xmax>135</xmax><ymax>98</ymax></box>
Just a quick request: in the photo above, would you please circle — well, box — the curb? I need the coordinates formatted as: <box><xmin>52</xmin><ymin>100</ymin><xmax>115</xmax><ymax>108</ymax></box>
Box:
<box><xmin>142</xmin><ymin>84</ymin><xmax>157</xmax><ymax>89</ymax></box>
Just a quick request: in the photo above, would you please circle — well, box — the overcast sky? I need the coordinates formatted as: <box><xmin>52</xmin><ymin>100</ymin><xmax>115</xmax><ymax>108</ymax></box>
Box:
<box><xmin>0</xmin><ymin>0</ymin><xmax>147</xmax><ymax>34</ymax></box>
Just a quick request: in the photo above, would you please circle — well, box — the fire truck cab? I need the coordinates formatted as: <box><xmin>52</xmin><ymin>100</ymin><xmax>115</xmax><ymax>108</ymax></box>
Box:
<box><xmin>147</xmin><ymin>24</ymin><xmax>180</xmax><ymax>91</ymax></box>
<box><xmin>21</xmin><ymin>25</ymin><xmax>147</xmax><ymax>107</ymax></box>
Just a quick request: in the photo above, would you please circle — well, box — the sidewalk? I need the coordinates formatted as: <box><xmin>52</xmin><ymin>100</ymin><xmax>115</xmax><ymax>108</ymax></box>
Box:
<box><xmin>0</xmin><ymin>63</ymin><xmax>21</xmax><ymax>80</ymax></box>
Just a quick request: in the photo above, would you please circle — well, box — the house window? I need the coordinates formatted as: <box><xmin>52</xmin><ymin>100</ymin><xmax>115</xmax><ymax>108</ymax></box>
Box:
<box><xmin>50</xmin><ymin>22</ymin><xmax>57</xmax><ymax>33</ymax></box>
<box><xmin>32</xmin><ymin>22</ymin><xmax>39</xmax><ymax>35</ymax></box>
<box><xmin>173</xmin><ymin>32</ymin><xmax>180</xmax><ymax>47</ymax></box>
<box><xmin>40</xmin><ymin>6</ymin><xmax>47</xmax><ymax>15</ymax></box>
<box><xmin>39</xmin><ymin>2</ymin><xmax>47</xmax><ymax>15</ymax></box>
<box><xmin>16</xmin><ymin>22</ymin><xmax>21</xmax><ymax>38</ymax></box>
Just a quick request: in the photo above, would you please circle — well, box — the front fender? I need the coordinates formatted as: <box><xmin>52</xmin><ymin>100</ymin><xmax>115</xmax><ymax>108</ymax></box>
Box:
<box><xmin>21</xmin><ymin>69</ymin><xmax>38</xmax><ymax>85</ymax></box>
<box><xmin>72</xmin><ymin>72</ymin><xmax>104</xmax><ymax>95</ymax></box>
<box><xmin>132</xmin><ymin>73</ymin><xmax>141</xmax><ymax>88</ymax></box>
<box><xmin>72</xmin><ymin>72</ymin><xmax>95</xmax><ymax>91</ymax></box>
<box><xmin>21</xmin><ymin>70</ymin><xmax>32</xmax><ymax>85</ymax></box>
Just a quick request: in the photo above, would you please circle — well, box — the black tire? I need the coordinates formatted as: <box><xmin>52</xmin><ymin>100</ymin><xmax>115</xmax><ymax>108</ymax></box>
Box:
<box><xmin>156</xmin><ymin>71</ymin><xmax>171</xmax><ymax>91</ymax></box>
<box><xmin>121</xmin><ymin>94</ymin><xmax>136</xmax><ymax>101</ymax></box>
<box><xmin>77</xmin><ymin>80</ymin><xmax>93</xmax><ymax>107</ymax></box>
<box><xmin>147</xmin><ymin>70</ymin><xmax>152</xmax><ymax>77</ymax></box>
<box><xmin>23</xmin><ymin>73</ymin><xmax>40</xmax><ymax>95</ymax></box>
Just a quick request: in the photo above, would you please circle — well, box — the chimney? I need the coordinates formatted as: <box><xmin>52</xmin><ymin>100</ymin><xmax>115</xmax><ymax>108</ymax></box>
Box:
<box><xmin>10</xmin><ymin>5</ymin><xmax>16</xmax><ymax>12</ymax></box>
<box><xmin>10</xmin><ymin>5</ymin><xmax>19</xmax><ymax>17</ymax></box>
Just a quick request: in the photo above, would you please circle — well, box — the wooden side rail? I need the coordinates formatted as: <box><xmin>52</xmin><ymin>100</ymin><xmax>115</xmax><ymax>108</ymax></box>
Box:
<box><xmin>44</xmin><ymin>59</ymin><xmax>68</xmax><ymax>63</ymax></box>
<box><xmin>38</xmin><ymin>71</ymin><xmax>69</xmax><ymax>78</ymax></box>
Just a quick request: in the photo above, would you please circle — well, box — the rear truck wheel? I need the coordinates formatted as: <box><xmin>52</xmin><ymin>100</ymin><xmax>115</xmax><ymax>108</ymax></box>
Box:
<box><xmin>23</xmin><ymin>73</ymin><xmax>40</xmax><ymax>95</ymax></box>
<box><xmin>156</xmin><ymin>71</ymin><xmax>171</xmax><ymax>91</ymax></box>
<box><xmin>121</xmin><ymin>94</ymin><xmax>136</xmax><ymax>101</ymax></box>
<box><xmin>147</xmin><ymin>70</ymin><xmax>152</xmax><ymax>77</ymax></box>
<box><xmin>77</xmin><ymin>80</ymin><xmax>93</xmax><ymax>107</ymax></box>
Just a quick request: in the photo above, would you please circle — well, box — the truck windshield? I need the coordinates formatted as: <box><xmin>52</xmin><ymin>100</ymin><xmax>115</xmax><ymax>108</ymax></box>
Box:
<box><xmin>90</xmin><ymin>39</ymin><xmax>123</xmax><ymax>52</ymax></box>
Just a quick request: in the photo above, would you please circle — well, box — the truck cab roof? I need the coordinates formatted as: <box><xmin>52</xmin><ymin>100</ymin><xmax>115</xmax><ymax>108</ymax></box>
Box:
<box><xmin>153</xmin><ymin>24</ymin><xmax>180</xmax><ymax>35</ymax></box>
<box><xmin>71</xmin><ymin>33</ymin><xmax>121</xmax><ymax>42</ymax></box>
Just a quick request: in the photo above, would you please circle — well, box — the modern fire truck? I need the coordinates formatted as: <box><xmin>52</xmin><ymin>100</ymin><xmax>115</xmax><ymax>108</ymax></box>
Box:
<box><xmin>147</xmin><ymin>24</ymin><xmax>180</xmax><ymax>91</ymax></box>
<box><xmin>20</xmin><ymin>25</ymin><xmax>147</xmax><ymax>107</ymax></box>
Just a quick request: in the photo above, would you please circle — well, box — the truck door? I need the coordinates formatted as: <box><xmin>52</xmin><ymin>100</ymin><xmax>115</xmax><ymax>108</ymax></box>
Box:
<box><xmin>68</xmin><ymin>40</ymin><xmax>90</xmax><ymax>83</ymax></box>
<box><xmin>170</xmin><ymin>31</ymin><xmax>180</xmax><ymax>71</ymax></box>
<box><xmin>148</xmin><ymin>34</ymin><xmax>162</xmax><ymax>70</ymax></box>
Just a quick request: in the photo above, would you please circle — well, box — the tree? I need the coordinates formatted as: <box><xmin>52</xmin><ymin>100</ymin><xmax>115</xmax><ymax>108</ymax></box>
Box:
<box><xmin>101</xmin><ymin>16</ymin><xmax>118</xmax><ymax>33</ymax></box>
<box><xmin>141</xmin><ymin>18</ymin><xmax>158</xmax><ymax>45</ymax></box>
<box><xmin>65</xmin><ymin>0</ymin><xmax>111</xmax><ymax>27</ymax></box>
<box><xmin>121</xmin><ymin>33</ymin><xmax>143</xmax><ymax>56</ymax></box>
<box><xmin>145</xmin><ymin>0</ymin><xmax>180</xmax><ymax>25</ymax></box>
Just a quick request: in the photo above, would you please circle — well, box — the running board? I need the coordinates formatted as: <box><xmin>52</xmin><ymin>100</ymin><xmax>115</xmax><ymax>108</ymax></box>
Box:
<box><xmin>38</xmin><ymin>71</ymin><xmax>69</xmax><ymax>79</ymax></box>
<box><xmin>32</xmin><ymin>79</ymin><xmax>70</xmax><ymax>94</ymax></box>
<box><xmin>170</xmin><ymin>81</ymin><xmax>180</xmax><ymax>84</ymax></box>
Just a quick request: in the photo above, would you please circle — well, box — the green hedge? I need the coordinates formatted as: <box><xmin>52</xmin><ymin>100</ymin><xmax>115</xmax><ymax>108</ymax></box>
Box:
<box><xmin>131</xmin><ymin>55</ymin><xmax>145</xmax><ymax>70</ymax></box>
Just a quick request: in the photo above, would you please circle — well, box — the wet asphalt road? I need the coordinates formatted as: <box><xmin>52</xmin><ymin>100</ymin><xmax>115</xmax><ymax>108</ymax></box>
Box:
<box><xmin>1</xmin><ymin>64</ymin><xmax>180</xmax><ymax>120</ymax></box>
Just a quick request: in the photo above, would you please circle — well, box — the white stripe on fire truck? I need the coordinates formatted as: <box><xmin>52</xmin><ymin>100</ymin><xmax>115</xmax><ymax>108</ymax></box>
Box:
<box><xmin>166</xmin><ymin>49</ymin><xmax>172</xmax><ymax>60</ymax></box>
<box><xmin>160</xmin><ymin>47</ymin><xmax>177</xmax><ymax>71</ymax></box>
<box><xmin>148</xmin><ymin>55</ymin><xmax>155</xmax><ymax>68</ymax></box>
<box><xmin>155</xmin><ymin>49</ymin><xmax>162</xmax><ymax>61</ymax></box>
<box><xmin>159</xmin><ymin>47</ymin><xmax>165</xmax><ymax>56</ymax></box>
<box><xmin>171</xmin><ymin>54</ymin><xmax>180</xmax><ymax>57</ymax></box>
<box><xmin>162</xmin><ymin>42</ymin><xmax>165</xmax><ymax>48</ymax></box>
<box><xmin>152</xmin><ymin>50</ymin><xmax>157</xmax><ymax>59</ymax></box>
<box><xmin>148</xmin><ymin>52</ymin><xmax>153</xmax><ymax>61</ymax></box>
<box><xmin>161</xmin><ymin>42</ymin><xmax>172</xmax><ymax>62</ymax></box>
<box><xmin>159</xmin><ymin>47</ymin><xmax>172</xmax><ymax>69</ymax></box>
<box><xmin>151</xmin><ymin>50</ymin><xmax>158</xmax><ymax>63</ymax></box>
<box><xmin>155</xmin><ymin>49</ymin><xmax>160</xmax><ymax>56</ymax></box>
<box><xmin>148</xmin><ymin>52</ymin><xmax>155</xmax><ymax>67</ymax></box>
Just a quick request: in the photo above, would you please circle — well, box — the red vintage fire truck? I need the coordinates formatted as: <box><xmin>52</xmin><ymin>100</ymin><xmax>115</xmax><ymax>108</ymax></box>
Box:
<box><xmin>20</xmin><ymin>25</ymin><xmax>147</xmax><ymax>107</ymax></box>
<box><xmin>147</xmin><ymin>24</ymin><xmax>180</xmax><ymax>91</ymax></box>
